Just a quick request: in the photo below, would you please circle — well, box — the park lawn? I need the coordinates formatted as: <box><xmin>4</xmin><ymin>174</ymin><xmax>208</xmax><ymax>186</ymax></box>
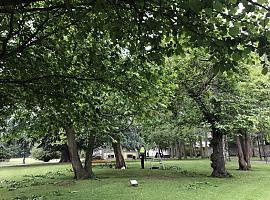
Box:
<box><xmin>0</xmin><ymin>159</ymin><xmax>269</xmax><ymax>200</ymax></box>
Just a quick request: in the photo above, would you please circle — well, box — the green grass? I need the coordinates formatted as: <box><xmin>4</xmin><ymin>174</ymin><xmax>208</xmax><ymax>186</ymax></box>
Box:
<box><xmin>0</xmin><ymin>158</ymin><xmax>59</xmax><ymax>167</ymax></box>
<box><xmin>0</xmin><ymin>159</ymin><xmax>270</xmax><ymax>200</ymax></box>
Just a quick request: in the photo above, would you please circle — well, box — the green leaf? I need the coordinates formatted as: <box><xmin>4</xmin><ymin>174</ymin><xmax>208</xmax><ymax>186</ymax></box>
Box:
<box><xmin>232</xmin><ymin>52</ymin><xmax>241</xmax><ymax>61</ymax></box>
<box><xmin>213</xmin><ymin>1</ymin><xmax>224</xmax><ymax>12</ymax></box>
<box><xmin>229</xmin><ymin>26</ymin><xmax>240</xmax><ymax>37</ymax></box>
<box><xmin>242</xmin><ymin>47</ymin><xmax>252</xmax><ymax>57</ymax></box>
<box><xmin>204</xmin><ymin>8</ymin><xmax>213</xmax><ymax>17</ymax></box>
<box><xmin>230</xmin><ymin>0</ymin><xmax>237</xmax><ymax>4</ymax></box>
<box><xmin>189</xmin><ymin>0</ymin><xmax>204</xmax><ymax>12</ymax></box>
<box><xmin>265</xmin><ymin>31</ymin><xmax>270</xmax><ymax>40</ymax></box>
<box><xmin>257</xmin><ymin>0</ymin><xmax>267</xmax><ymax>4</ymax></box>
<box><xmin>262</xmin><ymin>66</ymin><xmax>268</xmax><ymax>75</ymax></box>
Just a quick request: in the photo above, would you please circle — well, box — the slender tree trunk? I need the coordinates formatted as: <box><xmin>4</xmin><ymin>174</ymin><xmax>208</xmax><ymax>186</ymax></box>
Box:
<box><xmin>84</xmin><ymin>134</ymin><xmax>95</xmax><ymax>178</ymax></box>
<box><xmin>169</xmin><ymin>146</ymin><xmax>173</xmax><ymax>158</ymax></box>
<box><xmin>22</xmin><ymin>141</ymin><xmax>26</xmax><ymax>164</ymax></box>
<box><xmin>251</xmin><ymin>138</ymin><xmax>255</xmax><ymax>157</ymax></box>
<box><xmin>204</xmin><ymin>132</ymin><xmax>209</xmax><ymax>158</ymax></box>
<box><xmin>257</xmin><ymin>137</ymin><xmax>262</xmax><ymax>160</ymax></box>
<box><xmin>175</xmin><ymin>142</ymin><xmax>178</xmax><ymax>159</ymax></box>
<box><xmin>65</xmin><ymin>126</ymin><xmax>89</xmax><ymax>180</ymax></box>
<box><xmin>193</xmin><ymin>141</ymin><xmax>197</xmax><ymax>157</ymax></box>
<box><xmin>199</xmin><ymin>136</ymin><xmax>203</xmax><ymax>158</ymax></box>
<box><xmin>261</xmin><ymin>135</ymin><xmax>266</xmax><ymax>160</ymax></box>
<box><xmin>236</xmin><ymin>135</ymin><xmax>249</xmax><ymax>170</ymax></box>
<box><xmin>223</xmin><ymin>135</ymin><xmax>230</xmax><ymax>162</ymax></box>
<box><xmin>22</xmin><ymin>151</ymin><xmax>26</xmax><ymax>164</ymax></box>
<box><xmin>210</xmin><ymin>130</ymin><xmax>230</xmax><ymax>177</ymax></box>
<box><xmin>189</xmin><ymin>139</ymin><xmax>194</xmax><ymax>158</ymax></box>
<box><xmin>183</xmin><ymin>142</ymin><xmax>187</xmax><ymax>159</ymax></box>
<box><xmin>112</xmin><ymin>140</ymin><xmax>126</xmax><ymax>169</ymax></box>
<box><xmin>176</xmin><ymin>141</ymin><xmax>181</xmax><ymax>159</ymax></box>
<box><xmin>59</xmin><ymin>144</ymin><xmax>71</xmax><ymax>163</ymax></box>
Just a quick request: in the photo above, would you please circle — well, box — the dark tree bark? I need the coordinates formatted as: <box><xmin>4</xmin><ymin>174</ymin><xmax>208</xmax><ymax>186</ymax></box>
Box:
<box><xmin>251</xmin><ymin>138</ymin><xmax>255</xmax><ymax>157</ymax></box>
<box><xmin>210</xmin><ymin>130</ymin><xmax>230</xmax><ymax>177</ymax></box>
<box><xmin>188</xmin><ymin>138</ymin><xmax>195</xmax><ymax>158</ymax></box>
<box><xmin>59</xmin><ymin>144</ymin><xmax>71</xmax><ymax>163</ymax></box>
<box><xmin>65</xmin><ymin>126</ymin><xmax>89</xmax><ymax>180</ymax></box>
<box><xmin>236</xmin><ymin>133</ymin><xmax>251</xmax><ymax>170</ymax></box>
<box><xmin>236</xmin><ymin>135</ymin><xmax>249</xmax><ymax>170</ymax></box>
<box><xmin>176</xmin><ymin>141</ymin><xmax>182</xmax><ymax>159</ymax></box>
<box><xmin>183</xmin><ymin>143</ymin><xmax>187</xmax><ymax>159</ymax></box>
<box><xmin>84</xmin><ymin>134</ymin><xmax>95</xmax><ymax>178</ymax></box>
<box><xmin>192</xmin><ymin>141</ymin><xmax>197</xmax><ymax>157</ymax></box>
<box><xmin>243</xmin><ymin>133</ymin><xmax>251</xmax><ymax>169</ymax></box>
<box><xmin>112</xmin><ymin>140</ymin><xmax>126</xmax><ymax>169</ymax></box>
<box><xmin>257</xmin><ymin>137</ymin><xmax>262</xmax><ymax>160</ymax></box>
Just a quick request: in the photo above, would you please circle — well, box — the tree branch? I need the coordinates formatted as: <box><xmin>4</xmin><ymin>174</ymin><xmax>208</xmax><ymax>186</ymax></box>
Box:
<box><xmin>246</xmin><ymin>0</ymin><xmax>270</xmax><ymax>11</ymax></box>
<box><xmin>0</xmin><ymin>0</ymin><xmax>43</xmax><ymax>6</ymax></box>
<box><xmin>0</xmin><ymin>74</ymin><xmax>104</xmax><ymax>85</ymax></box>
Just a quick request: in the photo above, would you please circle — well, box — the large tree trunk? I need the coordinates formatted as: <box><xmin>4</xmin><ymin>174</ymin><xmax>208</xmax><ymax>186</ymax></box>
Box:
<box><xmin>236</xmin><ymin>135</ymin><xmax>249</xmax><ymax>170</ymax></box>
<box><xmin>65</xmin><ymin>127</ymin><xmax>89</xmax><ymax>180</ymax></box>
<box><xmin>210</xmin><ymin>130</ymin><xmax>230</xmax><ymax>177</ymax></box>
<box><xmin>243</xmin><ymin>133</ymin><xmax>251</xmax><ymax>169</ymax></box>
<box><xmin>84</xmin><ymin>134</ymin><xmax>95</xmax><ymax>178</ymax></box>
<box><xmin>112</xmin><ymin>140</ymin><xmax>126</xmax><ymax>169</ymax></box>
<box><xmin>59</xmin><ymin>144</ymin><xmax>71</xmax><ymax>163</ymax></box>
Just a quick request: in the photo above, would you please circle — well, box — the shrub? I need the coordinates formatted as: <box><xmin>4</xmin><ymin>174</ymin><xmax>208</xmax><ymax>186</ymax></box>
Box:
<box><xmin>0</xmin><ymin>145</ymin><xmax>11</xmax><ymax>161</ymax></box>
<box><xmin>31</xmin><ymin>146</ymin><xmax>60</xmax><ymax>162</ymax></box>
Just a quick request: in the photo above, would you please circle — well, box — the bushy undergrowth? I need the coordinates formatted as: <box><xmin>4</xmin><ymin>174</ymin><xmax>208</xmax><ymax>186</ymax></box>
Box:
<box><xmin>30</xmin><ymin>146</ymin><xmax>60</xmax><ymax>162</ymax></box>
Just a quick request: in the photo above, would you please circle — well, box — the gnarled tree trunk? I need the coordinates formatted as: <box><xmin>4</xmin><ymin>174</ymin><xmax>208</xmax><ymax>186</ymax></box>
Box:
<box><xmin>243</xmin><ymin>133</ymin><xmax>251</xmax><ymax>169</ymax></box>
<box><xmin>84</xmin><ymin>134</ymin><xmax>95</xmax><ymax>178</ymax></box>
<box><xmin>112</xmin><ymin>140</ymin><xmax>126</xmax><ymax>169</ymax></box>
<box><xmin>210</xmin><ymin>130</ymin><xmax>230</xmax><ymax>177</ymax></box>
<box><xmin>236</xmin><ymin>135</ymin><xmax>248</xmax><ymax>170</ymax></box>
<box><xmin>65</xmin><ymin>126</ymin><xmax>89</xmax><ymax>180</ymax></box>
<box><xmin>236</xmin><ymin>133</ymin><xmax>251</xmax><ymax>170</ymax></box>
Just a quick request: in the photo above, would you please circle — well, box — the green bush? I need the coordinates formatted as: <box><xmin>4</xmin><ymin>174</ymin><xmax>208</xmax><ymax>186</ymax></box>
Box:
<box><xmin>31</xmin><ymin>146</ymin><xmax>60</xmax><ymax>162</ymax></box>
<box><xmin>0</xmin><ymin>145</ymin><xmax>11</xmax><ymax>161</ymax></box>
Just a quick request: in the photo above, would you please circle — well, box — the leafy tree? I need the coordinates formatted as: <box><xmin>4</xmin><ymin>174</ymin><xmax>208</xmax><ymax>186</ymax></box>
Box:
<box><xmin>0</xmin><ymin>0</ymin><xmax>269</xmax><ymax>180</ymax></box>
<box><xmin>0</xmin><ymin>143</ymin><xmax>11</xmax><ymax>161</ymax></box>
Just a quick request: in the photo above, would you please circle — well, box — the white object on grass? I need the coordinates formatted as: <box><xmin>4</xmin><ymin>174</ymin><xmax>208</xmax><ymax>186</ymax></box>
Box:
<box><xmin>129</xmin><ymin>180</ymin><xmax>138</xmax><ymax>186</ymax></box>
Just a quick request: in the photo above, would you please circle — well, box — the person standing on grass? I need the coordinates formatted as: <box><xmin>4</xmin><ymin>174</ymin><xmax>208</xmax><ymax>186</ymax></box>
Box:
<box><xmin>139</xmin><ymin>145</ymin><xmax>145</xmax><ymax>169</ymax></box>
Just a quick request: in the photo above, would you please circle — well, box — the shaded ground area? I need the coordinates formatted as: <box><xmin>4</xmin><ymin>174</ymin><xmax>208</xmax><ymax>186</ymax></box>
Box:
<box><xmin>1</xmin><ymin>159</ymin><xmax>270</xmax><ymax>200</ymax></box>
